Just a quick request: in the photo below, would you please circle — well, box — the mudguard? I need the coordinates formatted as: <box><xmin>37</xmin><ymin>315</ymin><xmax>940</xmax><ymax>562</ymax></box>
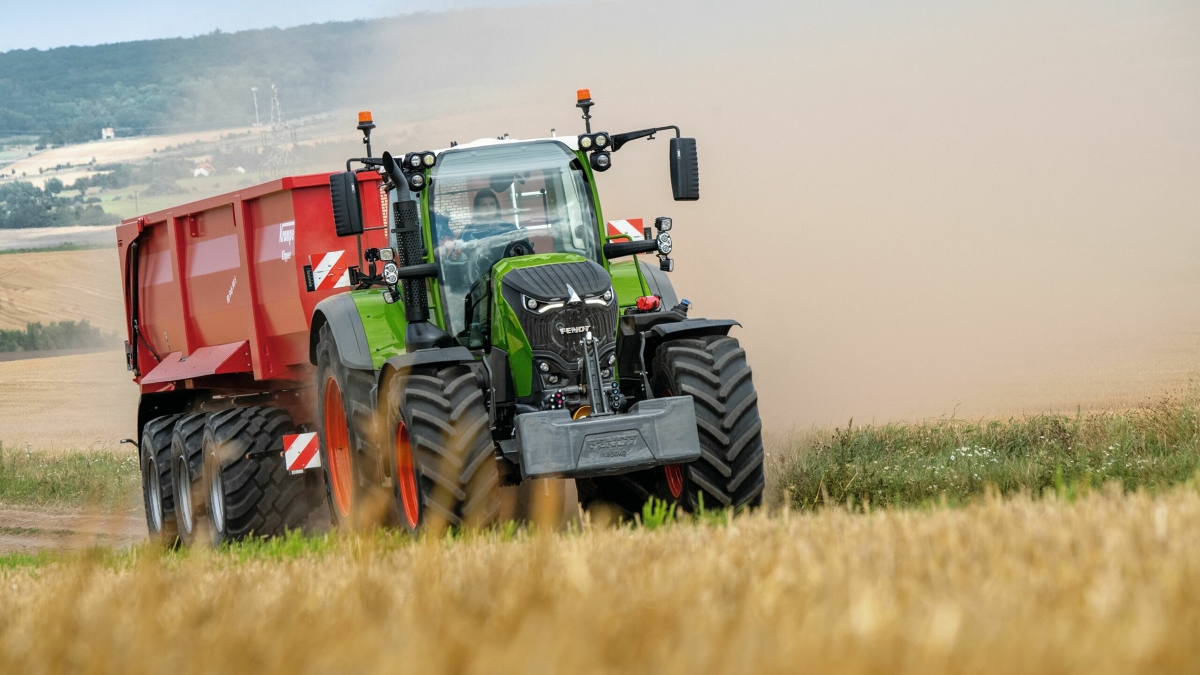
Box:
<box><xmin>639</xmin><ymin>261</ymin><xmax>679</xmax><ymax>307</ymax></box>
<box><xmin>615</xmin><ymin>314</ymin><xmax>740</xmax><ymax>393</ymax></box>
<box><xmin>310</xmin><ymin>294</ymin><xmax>373</xmax><ymax>371</ymax></box>
<box><xmin>375</xmin><ymin>346</ymin><xmax>478</xmax><ymax>394</ymax></box>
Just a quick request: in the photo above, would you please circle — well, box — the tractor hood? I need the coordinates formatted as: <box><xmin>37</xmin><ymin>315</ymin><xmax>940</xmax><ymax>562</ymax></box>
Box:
<box><xmin>491</xmin><ymin>254</ymin><xmax>618</xmax><ymax>398</ymax></box>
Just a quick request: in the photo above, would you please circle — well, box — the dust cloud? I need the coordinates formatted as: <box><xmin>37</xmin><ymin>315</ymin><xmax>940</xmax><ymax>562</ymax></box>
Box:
<box><xmin>339</xmin><ymin>0</ymin><xmax>1200</xmax><ymax>428</ymax></box>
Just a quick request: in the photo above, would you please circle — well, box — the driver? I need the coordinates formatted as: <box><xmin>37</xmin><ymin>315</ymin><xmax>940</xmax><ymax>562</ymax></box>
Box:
<box><xmin>472</xmin><ymin>188</ymin><xmax>502</xmax><ymax>223</ymax></box>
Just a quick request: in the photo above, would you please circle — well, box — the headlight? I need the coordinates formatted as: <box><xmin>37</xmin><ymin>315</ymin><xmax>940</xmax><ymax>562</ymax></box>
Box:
<box><xmin>539</xmin><ymin>361</ymin><xmax>550</xmax><ymax>373</ymax></box>
<box><xmin>594</xmin><ymin>134</ymin><xmax>608</xmax><ymax>148</ymax></box>
<box><xmin>579</xmin><ymin>135</ymin><xmax>593</xmax><ymax>150</ymax></box>
<box><xmin>655</xmin><ymin>216</ymin><xmax>672</xmax><ymax>232</ymax></box>
<box><xmin>382</xmin><ymin>262</ymin><xmax>399</xmax><ymax>285</ymax></box>
<box><xmin>602</xmin><ymin>289</ymin><xmax>612</xmax><ymax>302</ymax></box>
<box><xmin>656</xmin><ymin>232</ymin><xmax>673</xmax><ymax>255</ymax></box>
<box><xmin>526</xmin><ymin>297</ymin><xmax>538</xmax><ymax>310</ymax></box>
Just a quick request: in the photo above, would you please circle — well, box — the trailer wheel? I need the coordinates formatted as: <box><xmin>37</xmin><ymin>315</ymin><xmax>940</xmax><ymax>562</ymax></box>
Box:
<box><xmin>170</xmin><ymin>413</ymin><xmax>209</xmax><ymax>546</ymax></box>
<box><xmin>201</xmin><ymin>406</ymin><xmax>319</xmax><ymax>544</ymax></box>
<box><xmin>315</xmin><ymin>323</ymin><xmax>386</xmax><ymax>528</ymax></box>
<box><xmin>651</xmin><ymin>335</ymin><xmax>765</xmax><ymax>511</ymax></box>
<box><xmin>140</xmin><ymin>414</ymin><xmax>183</xmax><ymax>545</ymax></box>
<box><xmin>384</xmin><ymin>365</ymin><xmax>500</xmax><ymax>532</ymax></box>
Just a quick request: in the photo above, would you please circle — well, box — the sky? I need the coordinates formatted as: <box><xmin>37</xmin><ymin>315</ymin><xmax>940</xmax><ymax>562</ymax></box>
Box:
<box><xmin>0</xmin><ymin>0</ymin><xmax>570</xmax><ymax>52</ymax></box>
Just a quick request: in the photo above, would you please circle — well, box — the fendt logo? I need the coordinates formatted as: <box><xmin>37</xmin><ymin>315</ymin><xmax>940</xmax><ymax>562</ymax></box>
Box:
<box><xmin>585</xmin><ymin>432</ymin><xmax>642</xmax><ymax>458</ymax></box>
<box><xmin>557</xmin><ymin>323</ymin><xmax>591</xmax><ymax>335</ymax></box>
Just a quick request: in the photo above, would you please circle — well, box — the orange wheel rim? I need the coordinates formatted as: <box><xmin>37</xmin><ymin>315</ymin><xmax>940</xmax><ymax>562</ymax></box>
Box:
<box><xmin>665</xmin><ymin>465</ymin><xmax>684</xmax><ymax>499</ymax></box>
<box><xmin>394</xmin><ymin>421</ymin><xmax>420</xmax><ymax>528</ymax></box>
<box><xmin>661</xmin><ymin>385</ymin><xmax>684</xmax><ymax>499</ymax></box>
<box><xmin>323</xmin><ymin>376</ymin><xmax>353</xmax><ymax>518</ymax></box>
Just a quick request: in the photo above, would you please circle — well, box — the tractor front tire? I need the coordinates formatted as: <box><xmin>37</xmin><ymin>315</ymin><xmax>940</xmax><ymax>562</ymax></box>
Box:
<box><xmin>140</xmin><ymin>414</ymin><xmax>183</xmax><ymax>546</ymax></box>
<box><xmin>202</xmin><ymin>406</ymin><xmax>321</xmax><ymax>544</ymax></box>
<box><xmin>652</xmin><ymin>335</ymin><xmax>765</xmax><ymax>511</ymax></box>
<box><xmin>385</xmin><ymin>364</ymin><xmax>500</xmax><ymax>532</ymax></box>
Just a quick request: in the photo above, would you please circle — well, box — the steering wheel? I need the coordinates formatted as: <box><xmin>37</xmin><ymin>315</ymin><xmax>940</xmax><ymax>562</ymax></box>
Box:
<box><xmin>503</xmin><ymin>239</ymin><xmax>535</xmax><ymax>258</ymax></box>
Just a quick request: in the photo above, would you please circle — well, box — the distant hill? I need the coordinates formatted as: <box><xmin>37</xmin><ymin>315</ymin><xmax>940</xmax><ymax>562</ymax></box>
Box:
<box><xmin>0</xmin><ymin>20</ymin><xmax>379</xmax><ymax>145</ymax></box>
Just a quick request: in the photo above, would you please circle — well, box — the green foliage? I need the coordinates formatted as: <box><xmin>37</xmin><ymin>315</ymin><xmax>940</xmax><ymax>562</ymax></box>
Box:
<box><xmin>0</xmin><ymin>320</ymin><xmax>116</xmax><ymax>353</ymax></box>
<box><xmin>772</xmin><ymin>397</ymin><xmax>1200</xmax><ymax>510</ymax></box>
<box><xmin>0</xmin><ymin>22</ymin><xmax>381</xmax><ymax>144</ymax></box>
<box><xmin>0</xmin><ymin>181</ymin><xmax>119</xmax><ymax>229</ymax></box>
<box><xmin>638</xmin><ymin>498</ymin><xmax>678</xmax><ymax>530</ymax></box>
<box><xmin>0</xmin><ymin>444</ymin><xmax>140</xmax><ymax>510</ymax></box>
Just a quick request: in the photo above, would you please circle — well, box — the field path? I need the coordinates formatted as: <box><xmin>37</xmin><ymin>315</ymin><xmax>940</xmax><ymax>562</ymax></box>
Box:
<box><xmin>0</xmin><ymin>507</ymin><xmax>143</xmax><ymax>554</ymax></box>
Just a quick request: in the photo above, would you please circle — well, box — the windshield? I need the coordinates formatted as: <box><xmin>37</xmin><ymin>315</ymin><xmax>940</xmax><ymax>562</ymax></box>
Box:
<box><xmin>430</xmin><ymin>141</ymin><xmax>600</xmax><ymax>341</ymax></box>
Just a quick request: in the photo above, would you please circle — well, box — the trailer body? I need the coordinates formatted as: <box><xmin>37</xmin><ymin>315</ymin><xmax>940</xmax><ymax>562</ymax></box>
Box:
<box><xmin>116</xmin><ymin>172</ymin><xmax>388</xmax><ymax>424</ymax></box>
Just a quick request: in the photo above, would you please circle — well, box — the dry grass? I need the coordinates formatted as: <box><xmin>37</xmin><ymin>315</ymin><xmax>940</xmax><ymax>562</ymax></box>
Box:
<box><xmin>0</xmin><ymin>350</ymin><xmax>138</xmax><ymax>451</ymax></box>
<box><xmin>0</xmin><ymin>489</ymin><xmax>1196</xmax><ymax>674</ymax></box>
<box><xmin>0</xmin><ymin>248</ymin><xmax>124</xmax><ymax>333</ymax></box>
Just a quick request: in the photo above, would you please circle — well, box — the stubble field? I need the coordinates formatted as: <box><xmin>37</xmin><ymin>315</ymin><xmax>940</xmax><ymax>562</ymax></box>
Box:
<box><xmin>0</xmin><ymin>489</ymin><xmax>1198</xmax><ymax>675</ymax></box>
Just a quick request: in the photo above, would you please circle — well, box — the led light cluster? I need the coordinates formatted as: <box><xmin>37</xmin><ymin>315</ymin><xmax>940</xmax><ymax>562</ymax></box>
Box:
<box><xmin>401</xmin><ymin>151</ymin><xmax>436</xmax><ymax>192</ymax></box>
<box><xmin>579</xmin><ymin>132</ymin><xmax>612</xmax><ymax>172</ymax></box>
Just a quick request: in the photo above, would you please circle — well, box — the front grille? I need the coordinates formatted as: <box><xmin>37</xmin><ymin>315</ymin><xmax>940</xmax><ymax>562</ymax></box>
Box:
<box><xmin>500</xmin><ymin>260</ymin><xmax>617</xmax><ymax>368</ymax></box>
<box><xmin>519</xmin><ymin>303</ymin><xmax>616</xmax><ymax>365</ymax></box>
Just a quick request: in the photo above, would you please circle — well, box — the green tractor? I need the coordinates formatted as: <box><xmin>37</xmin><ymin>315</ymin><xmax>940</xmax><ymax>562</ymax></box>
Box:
<box><xmin>318</xmin><ymin>90</ymin><xmax>764</xmax><ymax>529</ymax></box>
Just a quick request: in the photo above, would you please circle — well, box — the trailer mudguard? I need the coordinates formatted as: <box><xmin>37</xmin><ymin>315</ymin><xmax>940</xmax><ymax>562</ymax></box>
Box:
<box><xmin>310</xmin><ymin>294</ymin><xmax>374</xmax><ymax>371</ymax></box>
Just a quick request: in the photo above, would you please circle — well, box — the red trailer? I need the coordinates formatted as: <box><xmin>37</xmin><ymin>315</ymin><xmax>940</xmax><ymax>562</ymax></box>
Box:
<box><xmin>118</xmin><ymin>172</ymin><xmax>387</xmax><ymax>401</ymax></box>
<box><xmin>117</xmin><ymin>172</ymin><xmax>388</xmax><ymax>543</ymax></box>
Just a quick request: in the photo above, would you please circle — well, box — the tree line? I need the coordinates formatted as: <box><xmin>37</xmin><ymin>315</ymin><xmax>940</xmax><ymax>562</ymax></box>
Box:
<box><xmin>0</xmin><ymin>320</ymin><xmax>116</xmax><ymax>352</ymax></box>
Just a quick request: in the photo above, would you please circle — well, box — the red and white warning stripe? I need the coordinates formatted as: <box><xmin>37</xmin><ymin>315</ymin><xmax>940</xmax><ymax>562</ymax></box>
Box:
<box><xmin>606</xmin><ymin>218</ymin><xmax>644</xmax><ymax>241</ymax></box>
<box><xmin>283</xmin><ymin>432</ymin><xmax>321</xmax><ymax>474</ymax></box>
<box><xmin>310</xmin><ymin>251</ymin><xmax>351</xmax><ymax>291</ymax></box>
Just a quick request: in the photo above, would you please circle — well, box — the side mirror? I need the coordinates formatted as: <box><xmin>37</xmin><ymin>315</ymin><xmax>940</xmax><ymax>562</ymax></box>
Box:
<box><xmin>329</xmin><ymin>171</ymin><xmax>363</xmax><ymax>237</ymax></box>
<box><xmin>670</xmin><ymin>137</ymin><xmax>699</xmax><ymax>201</ymax></box>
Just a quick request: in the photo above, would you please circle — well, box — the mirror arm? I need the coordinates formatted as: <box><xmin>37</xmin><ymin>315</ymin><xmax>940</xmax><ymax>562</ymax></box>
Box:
<box><xmin>610</xmin><ymin>125</ymin><xmax>681</xmax><ymax>152</ymax></box>
<box><xmin>345</xmin><ymin>157</ymin><xmax>385</xmax><ymax>172</ymax></box>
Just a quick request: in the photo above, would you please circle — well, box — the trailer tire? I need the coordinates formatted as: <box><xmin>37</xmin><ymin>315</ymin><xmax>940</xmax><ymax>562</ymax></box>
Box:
<box><xmin>385</xmin><ymin>364</ymin><xmax>500</xmax><ymax>532</ymax></box>
<box><xmin>315</xmin><ymin>323</ymin><xmax>388</xmax><ymax>528</ymax></box>
<box><xmin>170</xmin><ymin>413</ymin><xmax>209</xmax><ymax>546</ymax></box>
<box><xmin>140</xmin><ymin>414</ymin><xmax>183</xmax><ymax>546</ymax></box>
<box><xmin>201</xmin><ymin>406</ymin><xmax>319</xmax><ymax>544</ymax></box>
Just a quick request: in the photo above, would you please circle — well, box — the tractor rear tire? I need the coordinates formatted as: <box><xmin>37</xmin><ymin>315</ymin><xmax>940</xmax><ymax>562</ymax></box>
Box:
<box><xmin>315</xmin><ymin>322</ymin><xmax>387</xmax><ymax>528</ymax></box>
<box><xmin>201</xmin><ymin>406</ymin><xmax>321</xmax><ymax>544</ymax></box>
<box><xmin>140</xmin><ymin>414</ymin><xmax>183</xmax><ymax>546</ymax></box>
<box><xmin>170</xmin><ymin>413</ymin><xmax>209</xmax><ymax>546</ymax></box>
<box><xmin>651</xmin><ymin>335</ymin><xmax>765</xmax><ymax>511</ymax></box>
<box><xmin>385</xmin><ymin>364</ymin><xmax>500</xmax><ymax>532</ymax></box>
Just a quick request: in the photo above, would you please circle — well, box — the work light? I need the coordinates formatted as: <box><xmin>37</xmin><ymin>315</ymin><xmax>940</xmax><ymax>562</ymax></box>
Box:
<box><xmin>408</xmin><ymin>173</ymin><xmax>425</xmax><ymax>191</ymax></box>
<box><xmin>655</xmin><ymin>216</ymin><xmax>672</xmax><ymax>232</ymax></box>
<box><xmin>579</xmin><ymin>135</ymin><xmax>593</xmax><ymax>150</ymax></box>
<box><xmin>594</xmin><ymin>134</ymin><xmax>608</xmax><ymax>148</ymax></box>
<box><xmin>590</xmin><ymin>152</ymin><xmax>611</xmax><ymax>172</ymax></box>
<box><xmin>656</xmin><ymin>232</ymin><xmax>673</xmax><ymax>255</ymax></box>
<box><xmin>383</xmin><ymin>262</ymin><xmax>400</xmax><ymax>285</ymax></box>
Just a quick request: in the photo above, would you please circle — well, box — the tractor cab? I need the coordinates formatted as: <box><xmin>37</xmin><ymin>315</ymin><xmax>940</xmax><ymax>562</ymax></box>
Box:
<box><xmin>425</xmin><ymin>139</ymin><xmax>603</xmax><ymax>346</ymax></box>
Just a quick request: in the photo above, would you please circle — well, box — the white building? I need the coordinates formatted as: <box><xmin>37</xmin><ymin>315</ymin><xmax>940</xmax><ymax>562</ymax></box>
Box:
<box><xmin>101</xmin><ymin>128</ymin><xmax>115</xmax><ymax>140</ymax></box>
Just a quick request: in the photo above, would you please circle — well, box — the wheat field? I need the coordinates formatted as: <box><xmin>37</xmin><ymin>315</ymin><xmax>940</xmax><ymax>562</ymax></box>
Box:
<box><xmin>0</xmin><ymin>489</ymin><xmax>1196</xmax><ymax>675</ymax></box>
<box><xmin>0</xmin><ymin>248</ymin><xmax>124</xmax><ymax>333</ymax></box>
